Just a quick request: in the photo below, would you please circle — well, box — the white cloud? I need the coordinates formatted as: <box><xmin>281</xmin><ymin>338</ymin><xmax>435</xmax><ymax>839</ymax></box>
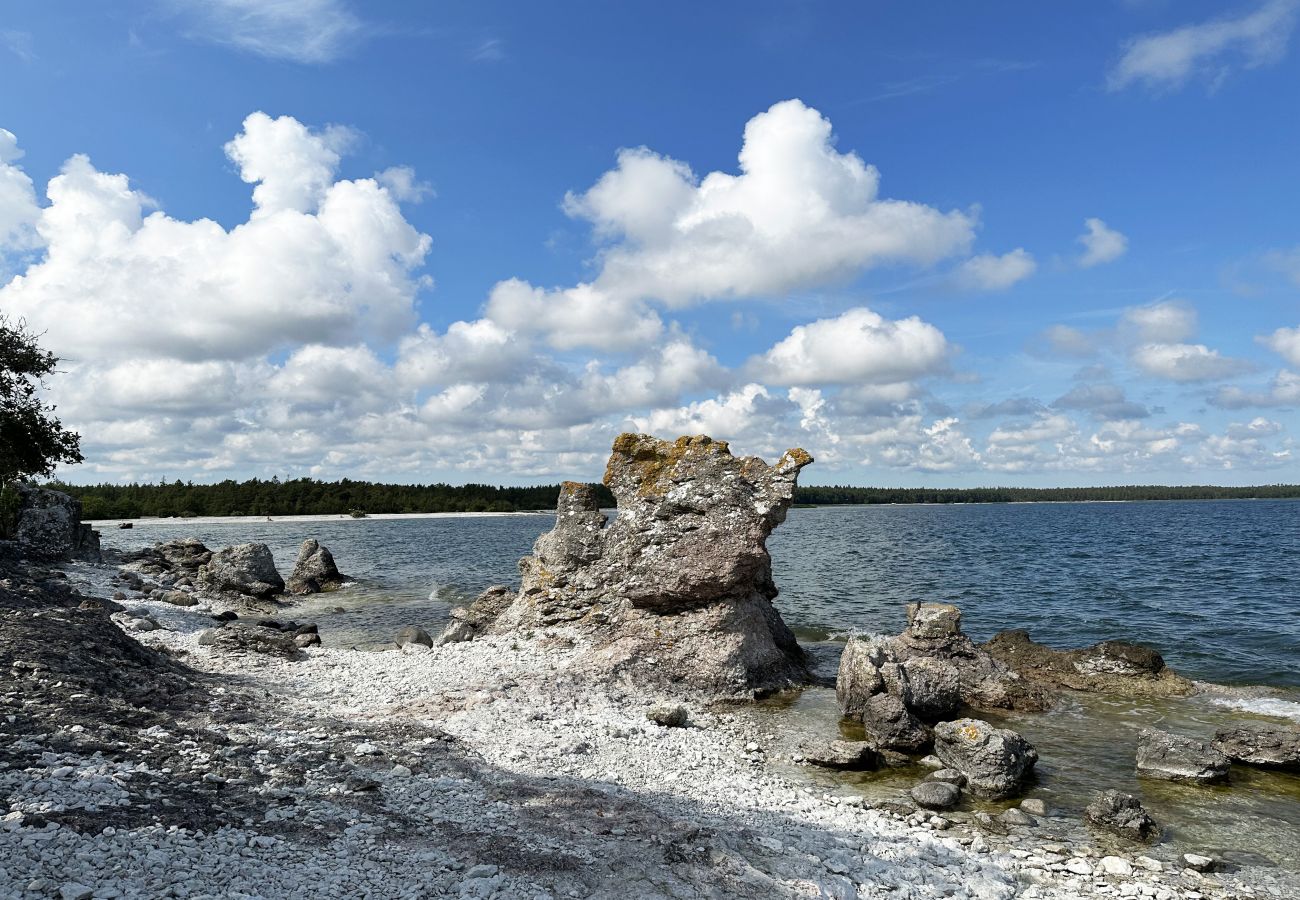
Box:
<box><xmin>1036</xmin><ymin>324</ymin><xmax>1100</xmax><ymax>358</ymax></box>
<box><xmin>955</xmin><ymin>248</ymin><xmax>1036</xmax><ymax>290</ymax></box>
<box><xmin>0</xmin><ymin>128</ymin><xmax>42</xmax><ymax>254</ymax></box>
<box><xmin>1211</xmin><ymin>369</ymin><xmax>1300</xmax><ymax>408</ymax></box>
<box><xmin>0</xmin><ymin>113</ymin><xmax>431</xmax><ymax>362</ymax></box>
<box><xmin>1077</xmin><ymin>218</ymin><xmax>1127</xmax><ymax>267</ymax></box>
<box><xmin>1261</xmin><ymin>325</ymin><xmax>1300</xmax><ymax>366</ymax></box>
<box><xmin>168</xmin><ymin>0</ymin><xmax>365</xmax><ymax>64</ymax></box>
<box><xmin>483</xmin><ymin>278</ymin><xmax>662</xmax><ymax>351</ymax></box>
<box><xmin>1109</xmin><ymin>0</ymin><xmax>1299</xmax><ymax>92</ymax></box>
<box><xmin>750</xmin><ymin>307</ymin><xmax>949</xmax><ymax>386</ymax></box>
<box><xmin>1130</xmin><ymin>342</ymin><xmax>1251</xmax><ymax>382</ymax></box>
<box><xmin>564</xmin><ymin>99</ymin><xmax>977</xmax><ymax>307</ymax></box>
<box><xmin>1119</xmin><ymin>299</ymin><xmax>1198</xmax><ymax>343</ymax></box>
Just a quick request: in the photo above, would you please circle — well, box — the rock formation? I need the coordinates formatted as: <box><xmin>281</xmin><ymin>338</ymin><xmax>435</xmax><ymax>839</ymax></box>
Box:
<box><xmin>9</xmin><ymin>484</ymin><xmax>101</xmax><ymax>562</ymax></box>
<box><xmin>286</xmin><ymin>539</ymin><xmax>345</xmax><ymax>594</ymax></box>
<box><xmin>983</xmin><ymin>629</ymin><xmax>1192</xmax><ymax>698</ymax></box>
<box><xmin>932</xmin><ymin>718</ymin><xmax>1038</xmax><ymax>799</ymax></box>
<box><xmin>121</xmin><ymin>538</ymin><xmax>213</xmax><ymax>580</ymax></box>
<box><xmin>439</xmin><ymin>433</ymin><xmax>813</xmax><ymax>698</ymax></box>
<box><xmin>1135</xmin><ymin>727</ymin><xmax>1230</xmax><ymax>784</ymax></box>
<box><xmin>197</xmin><ymin>543</ymin><xmax>285</xmax><ymax>598</ymax></box>
<box><xmin>1213</xmin><ymin>722</ymin><xmax>1300</xmax><ymax>770</ymax></box>
<box><xmin>1084</xmin><ymin>790</ymin><xmax>1160</xmax><ymax>843</ymax></box>
<box><xmin>836</xmin><ymin>603</ymin><xmax>1048</xmax><ymax>750</ymax></box>
<box><xmin>197</xmin><ymin>622</ymin><xmax>301</xmax><ymax>658</ymax></box>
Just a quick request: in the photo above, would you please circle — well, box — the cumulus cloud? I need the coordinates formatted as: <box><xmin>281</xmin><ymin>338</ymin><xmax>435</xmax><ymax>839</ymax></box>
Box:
<box><xmin>1130</xmin><ymin>342</ymin><xmax>1251</xmax><ymax>382</ymax></box>
<box><xmin>0</xmin><ymin>112</ymin><xmax>431</xmax><ymax>363</ymax></box>
<box><xmin>1119</xmin><ymin>299</ymin><xmax>1197</xmax><ymax>343</ymax></box>
<box><xmin>1052</xmin><ymin>383</ymin><xmax>1151</xmax><ymax>420</ymax></box>
<box><xmin>954</xmin><ymin>248</ymin><xmax>1036</xmax><ymax>290</ymax></box>
<box><xmin>1077</xmin><ymin>218</ymin><xmax>1127</xmax><ymax>267</ymax></box>
<box><xmin>483</xmin><ymin>279</ymin><xmax>662</xmax><ymax>351</ymax></box>
<box><xmin>749</xmin><ymin>307</ymin><xmax>949</xmax><ymax>386</ymax></box>
<box><xmin>1108</xmin><ymin>0</ymin><xmax>1299</xmax><ymax>92</ymax></box>
<box><xmin>1261</xmin><ymin>325</ymin><xmax>1300</xmax><ymax>366</ymax></box>
<box><xmin>1210</xmin><ymin>369</ymin><xmax>1300</xmax><ymax>408</ymax></box>
<box><xmin>0</xmin><ymin>128</ymin><xmax>43</xmax><ymax>254</ymax></box>
<box><xmin>564</xmin><ymin>99</ymin><xmax>976</xmax><ymax>307</ymax></box>
<box><xmin>168</xmin><ymin>0</ymin><xmax>365</xmax><ymax>63</ymax></box>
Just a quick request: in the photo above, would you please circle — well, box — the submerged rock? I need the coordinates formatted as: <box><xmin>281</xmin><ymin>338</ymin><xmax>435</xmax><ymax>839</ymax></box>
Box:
<box><xmin>197</xmin><ymin>543</ymin><xmax>284</xmax><ymax>598</ymax></box>
<box><xmin>910</xmin><ymin>780</ymin><xmax>960</xmax><ymax>810</ymax></box>
<box><xmin>10</xmin><ymin>484</ymin><xmax>101</xmax><ymax>562</ymax></box>
<box><xmin>932</xmin><ymin>718</ymin><xmax>1038</xmax><ymax>800</ymax></box>
<box><xmin>1084</xmin><ymin>790</ymin><xmax>1160</xmax><ymax>843</ymax></box>
<box><xmin>286</xmin><ymin>539</ymin><xmax>345</xmax><ymax>595</ymax></box>
<box><xmin>983</xmin><ymin>629</ymin><xmax>1192</xmax><ymax>698</ymax></box>
<box><xmin>439</xmin><ymin>434</ymin><xmax>813</xmax><ymax>698</ymax></box>
<box><xmin>1135</xmin><ymin>727</ymin><xmax>1230</xmax><ymax>784</ymax></box>
<box><xmin>1213</xmin><ymin>722</ymin><xmax>1300</xmax><ymax>770</ymax></box>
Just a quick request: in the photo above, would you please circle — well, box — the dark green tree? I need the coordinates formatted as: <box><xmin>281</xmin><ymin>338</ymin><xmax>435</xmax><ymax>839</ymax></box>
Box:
<box><xmin>1</xmin><ymin>317</ymin><xmax>83</xmax><ymax>505</ymax></box>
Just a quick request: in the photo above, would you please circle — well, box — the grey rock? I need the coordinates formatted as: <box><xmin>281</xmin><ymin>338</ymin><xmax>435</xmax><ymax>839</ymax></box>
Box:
<box><xmin>159</xmin><ymin>590</ymin><xmax>198</xmax><ymax>607</ymax></box>
<box><xmin>998</xmin><ymin>807</ymin><xmax>1037</xmax><ymax>827</ymax></box>
<box><xmin>286</xmin><ymin>539</ymin><xmax>345</xmax><ymax>595</ymax></box>
<box><xmin>933</xmin><ymin>718</ymin><xmax>1038</xmax><ymax>800</ymax></box>
<box><xmin>435</xmin><ymin>586</ymin><xmax>514</xmax><ymax>645</ymax></box>
<box><xmin>861</xmin><ymin>692</ymin><xmax>931</xmax><ymax>753</ymax></box>
<box><xmin>120</xmin><ymin>538</ymin><xmax>212</xmax><ymax>578</ymax></box>
<box><xmin>444</xmin><ymin>434</ymin><xmax>814</xmax><ymax>698</ymax></box>
<box><xmin>1213</xmin><ymin>722</ymin><xmax>1300</xmax><ymax>770</ymax></box>
<box><xmin>294</xmin><ymin>632</ymin><xmax>322</xmax><ymax>648</ymax></box>
<box><xmin>1136</xmin><ymin>727</ymin><xmax>1230</xmax><ymax>784</ymax></box>
<box><xmin>395</xmin><ymin>625</ymin><xmax>434</xmax><ymax>648</ymax></box>
<box><xmin>646</xmin><ymin>702</ymin><xmax>688</xmax><ymax>727</ymax></box>
<box><xmin>11</xmin><ymin>484</ymin><xmax>101</xmax><ymax>562</ymax></box>
<box><xmin>909</xmin><ymin>780</ymin><xmax>960</xmax><ymax>810</ymax></box>
<box><xmin>1019</xmin><ymin>797</ymin><xmax>1049</xmax><ymax>817</ymax></box>
<box><xmin>197</xmin><ymin>623</ymin><xmax>300</xmax><ymax>659</ymax></box>
<box><xmin>197</xmin><ymin>543</ymin><xmax>284</xmax><ymax>597</ymax></box>
<box><xmin>1084</xmin><ymin>790</ymin><xmax>1159</xmax><ymax>843</ymax></box>
<box><xmin>801</xmin><ymin>739</ymin><xmax>877</xmax><ymax>770</ymax></box>
<box><xmin>1183</xmin><ymin>853</ymin><xmax>1215</xmax><ymax>872</ymax></box>
<box><xmin>926</xmin><ymin>768</ymin><xmax>966</xmax><ymax>786</ymax></box>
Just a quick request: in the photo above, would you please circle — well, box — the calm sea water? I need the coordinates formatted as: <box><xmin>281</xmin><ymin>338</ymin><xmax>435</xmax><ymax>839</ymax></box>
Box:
<box><xmin>99</xmin><ymin>499</ymin><xmax>1300</xmax><ymax>689</ymax></box>
<box><xmin>95</xmin><ymin>500</ymin><xmax>1300</xmax><ymax>868</ymax></box>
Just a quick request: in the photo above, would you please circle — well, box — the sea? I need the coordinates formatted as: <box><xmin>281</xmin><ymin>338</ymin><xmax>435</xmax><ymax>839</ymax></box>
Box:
<box><xmin>94</xmin><ymin>499</ymin><xmax>1300</xmax><ymax>869</ymax></box>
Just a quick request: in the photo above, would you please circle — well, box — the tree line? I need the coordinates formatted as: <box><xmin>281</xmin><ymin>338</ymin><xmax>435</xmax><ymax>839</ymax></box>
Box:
<box><xmin>43</xmin><ymin>477</ymin><xmax>1300</xmax><ymax>520</ymax></box>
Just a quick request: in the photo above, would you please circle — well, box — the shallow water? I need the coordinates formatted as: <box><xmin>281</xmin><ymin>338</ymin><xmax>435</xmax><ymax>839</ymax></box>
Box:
<box><xmin>97</xmin><ymin>500</ymin><xmax>1300</xmax><ymax>867</ymax></box>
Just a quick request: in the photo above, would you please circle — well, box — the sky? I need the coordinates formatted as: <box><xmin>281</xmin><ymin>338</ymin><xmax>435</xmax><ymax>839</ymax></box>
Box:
<box><xmin>1</xmin><ymin>0</ymin><xmax>1298</xmax><ymax>488</ymax></box>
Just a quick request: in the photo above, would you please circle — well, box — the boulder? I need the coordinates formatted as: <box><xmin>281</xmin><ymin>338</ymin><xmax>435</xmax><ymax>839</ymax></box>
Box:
<box><xmin>836</xmin><ymin>603</ymin><xmax>1048</xmax><ymax>744</ymax></box>
<box><xmin>438</xmin><ymin>434</ymin><xmax>813</xmax><ymax>699</ymax></box>
<box><xmin>1212</xmin><ymin>722</ymin><xmax>1300</xmax><ymax>770</ymax></box>
<box><xmin>10</xmin><ymin>484</ymin><xmax>101</xmax><ymax>562</ymax></box>
<box><xmin>983</xmin><ymin>629</ymin><xmax>1192</xmax><ymax>698</ymax></box>
<box><xmin>861</xmin><ymin>692</ymin><xmax>931</xmax><ymax>753</ymax></box>
<box><xmin>395</xmin><ymin>625</ymin><xmax>434</xmax><ymax>649</ymax></box>
<box><xmin>646</xmin><ymin>702</ymin><xmax>688</xmax><ymax>728</ymax></box>
<box><xmin>1084</xmin><ymin>790</ymin><xmax>1159</xmax><ymax>843</ymax></box>
<box><xmin>120</xmin><ymin>538</ymin><xmax>212</xmax><ymax>578</ymax></box>
<box><xmin>197</xmin><ymin>623</ymin><xmax>299</xmax><ymax>658</ymax></box>
<box><xmin>1135</xmin><ymin>728</ymin><xmax>1230</xmax><ymax>784</ymax></box>
<box><xmin>159</xmin><ymin>590</ymin><xmax>198</xmax><ymax>608</ymax></box>
<box><xmin>800</xmin><ymin>739</ymin><xmax>878</xmax><ymax>770</ymax></box>
<box><xmin>197</xmin><ymin>543</ymin><xmax>284</xmax><ymax>598</ymax></box>
<box><xmin>910</xmin><ymin>781</ymin><xmax>960</xmax><ymax>810</ymax></box>
<box><xmin>286</xmin><ymin>539</ymin><xmax>345</xmax><ymax>594</ymax></box>
<box><xmin>436</xmin><ymin>586</ymin><xmax>515</xmax><ymax>645</ymax></box>
<box><xmin>932</xmin><ymin>718</ymin><xmax>1038</xmax><ymax>799</ymax></box>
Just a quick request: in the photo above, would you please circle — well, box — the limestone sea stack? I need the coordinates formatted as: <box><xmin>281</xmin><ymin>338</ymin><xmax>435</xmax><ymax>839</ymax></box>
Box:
<box><xmin>439</xmin><ymin>433</ymin><xmax>813</xmax><ymax>699</ymax></box>
<box><xmin>286</xmin><ymin>539</ymin><xmax>346</xmax><ymax>594</ymax></box>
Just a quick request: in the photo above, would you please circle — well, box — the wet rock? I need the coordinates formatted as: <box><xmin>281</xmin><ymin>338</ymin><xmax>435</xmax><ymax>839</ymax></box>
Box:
<box><xmin>1212</xmin><ymin>722</ymin><xmax>1300</xmax><ymax>770</ymax></box>
<box><xmin>1019</xmin><ymin>797</ymin><xmax>1049</xmax><ymax>817</ymax></box>
<box><xmin>998</xmin><ymin>807</ymin><xmax>1036</xmax><ymax>827</ymax></box>
<box><xmin>836</xmin><ymin>604</ymin><xmax>1049</xmax><ymax>741</ymax></box>
<box><xmin>926</xmin><ymin>768</ymin><xmax>966</xmax><ymax>786</ymax></box>
<box><xmin>646</xmin><ymin>702</ymin><xmax>688</xmax><ymax>727</ymax></box>
<box><xmin>197</xmin><ymin>623</ymin><xmax>300</xmax><ymax>659</ymax></box>
<box><xmin>800</xmin><ymin>739</ymin><xmax>877</xmax><ymax>770</ymax></box>
<box><xmin>197</xmin><ymin>543</ymin><xmax>284</xmax><ymax>598</ymax></box>
<box><xmin>395</xmin><ymin>625</ymin><xmax>433</xmax><ymax>648</ymax></box>
<box><xmin>10</xmin><ymin>484</ymin><xmax>101</xmax><ymax>562</ymax></box>
<box><xmin>910</xmin><ymin>781</ymin><xmax>960</xmax><ymax>810</ymax></box>
<box><xmin>294</xmin><ymin>633</ymin><xmax>322</xmax><ymax>648</ymax></box>
<box><xmin>983</xmin><ymin>629</ymin><xmax>1193</xmax><ymax>698</ymax></box>
<box><xmin>932</xmin><ymin>718</ymin><xmax>1038</xmax><ymax>800</ymax></box>
<box><xmin>212</xmin><ymin>610</ymin><xmax>238</xmax><ymax>622</ymax></box>
<box><xmin>860</xmin><ymin>692</ymin><xmax>931</xmax><ymax>753</ymax></box>
<box><xmin>1136</xmin><ymin>727</ymin><xmax>1230</xmax><ymax>784</ymax></box>
<box><xmin>1084</xmin><ymin>790</ymin><xmax>1159</xmax><ymax>843</ymax></box>
<box><xmin>286</xmin><ymin>539</ymin><xmax>345</xmax><ymax>595</ymax></box>
<box><xmin>441</xmin><ymin>434</ymin><xmax>813</xmax><ymax>698</ymax></box>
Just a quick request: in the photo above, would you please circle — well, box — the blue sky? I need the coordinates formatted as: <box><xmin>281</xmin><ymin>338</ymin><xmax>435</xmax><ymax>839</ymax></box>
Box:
<box><xmin>1</xmin><ymin>0</ymin><xmax>1298</xmax><ymax>486</ymax></box>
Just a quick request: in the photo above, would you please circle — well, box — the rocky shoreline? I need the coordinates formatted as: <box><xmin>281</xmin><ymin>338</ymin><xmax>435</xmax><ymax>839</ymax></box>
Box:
<box><xmin>3</xmin><ymin>436</ymin><xmax>1299</xmax><ymax>899</ymax></box>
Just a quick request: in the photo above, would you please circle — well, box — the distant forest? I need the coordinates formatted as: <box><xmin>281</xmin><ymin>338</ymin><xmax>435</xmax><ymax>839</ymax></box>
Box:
<box><xmin>44</xmin><ymin>478</ymin><xmax>1300</xmax><ymax>519</ymax></box>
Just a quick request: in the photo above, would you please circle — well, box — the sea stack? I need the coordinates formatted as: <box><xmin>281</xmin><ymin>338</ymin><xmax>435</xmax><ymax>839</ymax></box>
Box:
<box><xmin>439</xmin><ymin>433</ymin><xmax>813</xmax><ymax>699</ymax></box>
